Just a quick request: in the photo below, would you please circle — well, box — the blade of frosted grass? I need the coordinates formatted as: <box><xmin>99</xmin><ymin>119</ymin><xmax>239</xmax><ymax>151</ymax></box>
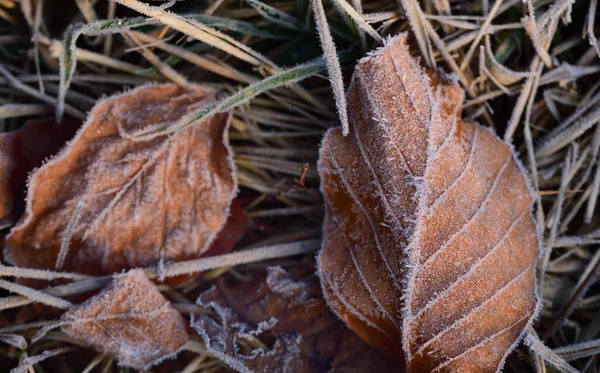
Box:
<box><xmin>586</xmin><ymin>0</ymin><xmax>600</xmax><ymax>57</ymax></box>
<box><xmin>11</xmin><ymin>347</ymin><xmax>73</xmax><ymax>373</ymax></box>
<box><xmin>331</xmin><ymin>0</ymin><xmax>383</xmax><ymax>43</ymax></box>
<box><xmin>117</xmin><ymin>0</ymin><xmax>329</xmax><ymax>114</ymax></box>
<box><xmin>541</xmin><ymin>149</ymin><xmax>571</xmax><ymax>296</ymax></box>
<box><xmin>504</xmin><ymin>58</ymin><xmax>541</xmax><ymax>142</ymax></box>
<box><xmin>398</xmin><ymin>0</ymin><xmax>435</xmax><ymax>67</ymax></box>
<box><xmin>128</xmin><ymin>31</ymin><xmax>252</xmax><ymax>83</ymax></box>
<box><xmin>57</xmin><ymin>10</ymin><xmax>279</xmax><ymax>120</ymax></box>
<box><xmin>243</xmin><ymin>0</ymin><xmax>305</xmax><ymax>31</ymax></box>
<box><xmin>422</xmin><ymin>18</ymin><xmax>470</xmax><ymax>91</ymax></box>
<box><xmin>247</xmin><ymin>205</ymin><xmax>323</xmax><ymax>218</ymax></box>
<box><xmin>0</xmin><ymin>104</ymin><xmax>52</xmax><ymax>119</ymax></box>
<box><xmin>543</xmin><ymin>249</ymin><xmax>600</xmax><ymax>340</ymax></box>
<box><xmin>81</xmin><ymin>355</ymin><xmax>105</xmax><ymax>373</ymax></box>
<box><xmin>0</xmin><ymin>265</ymin><xmax>93</xmax><ymax>281</ymax></box>
<box><xmin>124</xmin><ymin>56</ymin><xmax>341</xmax><ymax>138</ymax></box>
<box><xmin>459</xmin><ymin>0</ymin><xmax>502</xmax><ymax>71</ymax></box>
<box><xmin>154</xmin><ymin>239</ymin><xmax>321</xmax><ymax>278</ymax></box>
<box><xmin>0</xmin><ymin>277</ymin><xmax>111</xmax><ymax>311</ymax></box>
<box><xmin>123</xmin><ymin>31</ymin><xmax>188</xmax><ymax>86</ymax></box>
<box><xmin>191</xmin><ymin>13</ymin><xmax>295</xmax><ymax>39</ymax></box>
<box><xmin>0</xmin><ymin>279</ymin><xmax>72</xmax><ymax>309</ymax></box>
<box><xmin>523</xmin><ymin>1</ymin><xmax>553</xmax><ymax>68</ymax></box>
<box><xmin>526</xmin><ymin>332</ymin><xmax>579</xmax><ymax>373</ymax></box>
<box><xmin>536</xmin><ymin>106</ymin><xmax>600</xmax><ymax>158</ymax></box>
<box><xmin>313</xmin><ymin>0</ymin><xmax>349</xmax><ymax>136</ymax></box>
<box><xmin>0</xmin><ymin>333</ymin><xmax>27</xmax><ymax>350</ymax></box>
<box><xmin>523</xmin><ymin>65</ymin><xmax>545</xmax><ymax>232</ymax></box>
<box><xmin>113</xmin><ymin>0</ymin><xmax>275</xmax><ymax>68</ymax></box>
<box><xmin>0</xmin><ymin>63</ymin><xmax>85</xmax><ymax>120</ymax></box>
<box><xmin>57</xmin><ymin>17</ymin><xmax>158</xmax><ymax>121</ymax></box>
<box><xmin>555</xmin><ymin>339</ymin><xmax>600</xmax><ymax>361</ymax></box>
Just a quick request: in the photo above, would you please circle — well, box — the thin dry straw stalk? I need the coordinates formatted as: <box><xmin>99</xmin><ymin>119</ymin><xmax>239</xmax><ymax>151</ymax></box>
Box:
<box><xmin>153</xmin><ymin>238</ymin><xmax>321</xmax><ymax>278</ymax></box>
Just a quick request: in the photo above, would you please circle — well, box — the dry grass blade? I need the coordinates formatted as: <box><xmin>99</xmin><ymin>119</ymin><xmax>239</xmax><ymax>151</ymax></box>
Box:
<box><xmin>331</xmin><ymin>0</ymin><xmax>383</xmax><ymax>43</ymax></box>
<box><xmin>10</xmin><ymin>347</ymin><xmax>72</xmax><ymax>373</ymax></box>
<box><xmin>0</xmin><ymin>279</ymin><xmax>72</xmax><ymax>309</ymax></box>
<box><xmin>155</xmin><ymin>238</ymin><xmax>321</xmax><ymax>278</ymax></box>
<box><xmin>526</xmin><ymin>332</ymin><xmax>578</xmax><ymax>373</ymax></box>
<box><xmin>312</xmin><ymin>0</ymin><xmax>349</xmax><ymax>136</ymax></box>
<box><xmin>113</xmin><ymin>0</ymin><xmax>274</xmax><ymax>68</ymax></box>
<box><xmin>398</xmin><ymin>0</ymin><xmax>435</xmax><ymax>67</ymax></box>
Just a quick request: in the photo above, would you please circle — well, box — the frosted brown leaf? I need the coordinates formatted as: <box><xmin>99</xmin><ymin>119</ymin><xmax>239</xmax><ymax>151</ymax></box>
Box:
<box><xmin>0</xmin><ymin>118</ymin><xmax>79</xmax><ymax>228</ymax></box>
<box><xmin>61</xmin><ymin>269</ymin><xmax>188</xmax><ymax>368</ymax></box>
<box><xmin>193</xmin><ymin>267</ymin><xmax>398</xmax><ymax>373</ymax></box>
<box><xmin>318</xmin><ymin>34</ymin><xmax>540</xmax><ymax>373</ymax></box>
<box><xmin>5</xmin><ymin>84</ymin><xmax>236</xmax><ymax>275</ymax></box>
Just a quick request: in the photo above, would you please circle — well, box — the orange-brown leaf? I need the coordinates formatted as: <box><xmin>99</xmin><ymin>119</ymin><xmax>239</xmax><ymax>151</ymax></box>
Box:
<box><xmin>4</xmin><ymin>84</ymin><xmax>236</xmax><ymax>275</ymax></box>
<box><xmin>318</xmin><ymin>34</ymin><xmax>540</xmax><ymax>372</ymax></box>
<box><xmin>193</xmin><ymin>267</ymin><xmax>398</xmax><ymax>373</ymax></box>
<box><xmin>61</xmin><ymin>269</ymin><xmax>188</xmax><ymax>368</ymax></box>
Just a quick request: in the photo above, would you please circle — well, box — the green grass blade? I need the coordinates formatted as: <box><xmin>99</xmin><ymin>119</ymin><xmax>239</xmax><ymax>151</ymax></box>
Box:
<box><xmin>243</xmin><ymin>0</ymin><xmax>305</xmax><ymax>31</ymax></box>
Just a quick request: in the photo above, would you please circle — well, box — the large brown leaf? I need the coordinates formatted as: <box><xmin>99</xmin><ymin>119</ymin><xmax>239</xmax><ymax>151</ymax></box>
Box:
<box><xmin>318</xmin><ymin>34</ymin><xmax>540</xmax><ymax>372</ymax></box>
<box><xmin>4</xmin><ymin>84</ymin><xmax>236</xmax><ymax>275</ymax></box>
<box><xmin>192</xmin><ymin>267</ymin><xmax>398</xmax><ymax>372</ymax></box>
<box><xmin>61</xmin><ymin>269</ymin><xmax>189</xmax><ymax>368</ymax></box>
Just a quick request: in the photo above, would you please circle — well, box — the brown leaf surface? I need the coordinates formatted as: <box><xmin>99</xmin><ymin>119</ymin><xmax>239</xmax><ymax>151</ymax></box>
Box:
<box><xmin>0</xmin><ymin>118</ymin><xmax>80</xmax><ymax>228</ymax></box>
<box><xmin>5</xmin><ymin>84</ymin><xmax>236</xmax><ymax>275</ymax></box>
<box><xmin>318</xmin><ymin>34</ymin><xmax>540</xmax><ymax>372</ymax></box>
<box><xmin>192</xmin><ymin>267</ymin><xmax>398</xmax><ymax>373</ymax></box>
<box><xmin>61</xmin><ymin>269</ymin><xmax>189</xmax><ymax>368</ymax></box>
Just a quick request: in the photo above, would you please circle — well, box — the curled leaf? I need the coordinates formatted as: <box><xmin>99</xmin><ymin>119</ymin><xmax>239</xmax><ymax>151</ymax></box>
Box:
<box><xmin>61</xmin><ymin>269</ymin><xmax>189</xmax><ymax>368</ymax></box>
<box><xmin>192</xmin><ymin>267</ymin><xmax>398</xmax><ymax>373</ymax></box>
<box><xmin>318</xmin><ymin>34</ymin><xmax>540</xmax><ymax>372</ymax></box>
<box><xmin>0</xmin><ymin>118</ymin><xmax>80</xmax><ymax>228</ymax></box>
<box><xmin>5</xmin><ymin>84</ymin><xmax>236</xmax><ymax>275</ymax></box>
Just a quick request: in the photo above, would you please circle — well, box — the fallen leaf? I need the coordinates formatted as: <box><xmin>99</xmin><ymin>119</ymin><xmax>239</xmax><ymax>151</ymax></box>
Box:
<box><xmin>192</xmin><ymin>267</ymin><xmax>399</xmax><ymax>373</ymax></box>
<box><xmin>5</xmin><ymin>84</ymin><xmax>236</xmax><ymax>275</ymax></box>
<box><xmin>0</xmin><ymin>117</ymin><xmax>80</xmax><ymax>228</ymax></box>
<box><xmin>318</xmin><ymin>34</ymin><xmax>540</xmax><ymax>372</ymax></box>
<box><xmin>61</xmin><ymin>269</ymin><xmax>189</xmax><ymax>368</ymax></box>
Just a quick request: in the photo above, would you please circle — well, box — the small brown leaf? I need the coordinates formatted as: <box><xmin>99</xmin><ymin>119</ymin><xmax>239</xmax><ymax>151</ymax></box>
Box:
<box><xmin>61</xmin><ymin>269</ymin><xmax>189</xmax><ymax>368</ymax></box>
<box><xmin>192</xmin><ymin>267</ymin><xmax>398</xmax><ymax>373</ymax></box>
<box><xmin>0</xmin><ymin>118</ymin><xmax>80</xmax><ymax>228</ymax></box>
<box><xmin>5</xmin><ymin>84</ymin><xmax>236</xmax><ymax>275</ymax></box>
<box><xmin>318</xmin><ymin>34</ymin><xmax>540</xmax><ymax>372</ymax></box>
